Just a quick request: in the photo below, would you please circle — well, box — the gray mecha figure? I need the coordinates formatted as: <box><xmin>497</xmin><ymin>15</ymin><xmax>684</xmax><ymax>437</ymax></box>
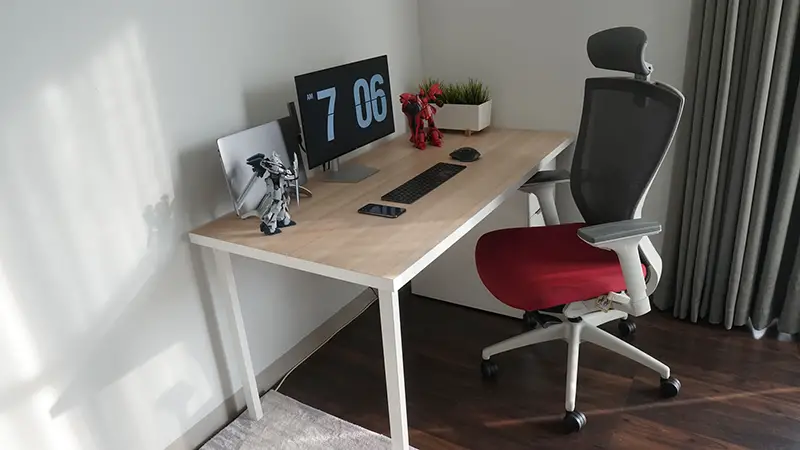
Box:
<box><xmin>246</xmin><ymin>151</ymin><xmax>298</xmax><ymax>235</ymax></box>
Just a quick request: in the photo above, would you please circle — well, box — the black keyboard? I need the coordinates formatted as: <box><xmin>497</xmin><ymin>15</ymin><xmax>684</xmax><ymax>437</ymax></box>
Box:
<box><xmin>381</xmin><ymin>162</ymin><xmax>467</xmax><ymax>204</ymax></box>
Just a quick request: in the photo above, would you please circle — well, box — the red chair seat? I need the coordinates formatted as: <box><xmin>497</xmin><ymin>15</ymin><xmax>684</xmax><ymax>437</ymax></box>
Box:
<box><xmin>475</xmin><ymin>223</ymin><xmax>643</xmax><ymax>312</ymax></box>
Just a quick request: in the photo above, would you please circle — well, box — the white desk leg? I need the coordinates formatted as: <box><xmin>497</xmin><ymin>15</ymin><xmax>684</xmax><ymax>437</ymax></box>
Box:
<box><xmin>213</xmin><ymin>249</ymin><xmax>263</xmax><ymax>420</ymax></box>
<box><xmin>378</xmin><ymin>289</ymin><xmax>409</xmax><ymax>449</ymax></box>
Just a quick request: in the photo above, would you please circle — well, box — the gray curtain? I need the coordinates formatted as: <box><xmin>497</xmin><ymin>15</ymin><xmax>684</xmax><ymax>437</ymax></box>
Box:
<box><xmin>657</xmin><ymin>0</ymin><xmax>800</xmax><ymax>337</ymax></box>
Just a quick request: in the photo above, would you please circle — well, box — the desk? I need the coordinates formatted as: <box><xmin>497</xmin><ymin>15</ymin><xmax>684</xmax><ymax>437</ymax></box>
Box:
<box><xmin>190</xmin><ymin>128</ymin><xmax>572</xmax><ymax>449</ymax></box>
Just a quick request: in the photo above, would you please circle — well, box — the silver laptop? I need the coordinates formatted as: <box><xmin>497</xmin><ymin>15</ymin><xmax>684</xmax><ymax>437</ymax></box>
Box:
<box><xmin>217</xmin><ymin>117</ymin><xmax>307</xmax><ymax>218</ymax></box>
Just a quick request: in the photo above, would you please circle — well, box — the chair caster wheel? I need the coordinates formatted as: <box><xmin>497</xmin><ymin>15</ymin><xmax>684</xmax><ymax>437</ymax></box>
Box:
<box><xmin>660</xmin><ymin>376</ymin><xmax>681</xmax><ymax>398</ymax></box>
<box><xmin>563</xmin><ymin>410</ymin><xmax>586</xmax><ymax>433</ymax></box>
<box><xmin>481</xmin><ymin>359</ymin><xmax>499</xmax><ymax>379</ymax></box>
<box><xmin>618</xmin><ymin>319</ymin><xmax>636</xmax><ymax>339</ymax></box>
<box><xmin>523</xmin><ymin>311</ymin><xmax>538</xmax><ymax>330</ymax></box>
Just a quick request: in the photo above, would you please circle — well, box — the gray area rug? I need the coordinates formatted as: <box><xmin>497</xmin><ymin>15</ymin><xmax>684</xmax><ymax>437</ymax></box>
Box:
<box><xmin>203</xmin><ymin>391</ymin><xmax>413</xmax><ymax>449</ymax></box>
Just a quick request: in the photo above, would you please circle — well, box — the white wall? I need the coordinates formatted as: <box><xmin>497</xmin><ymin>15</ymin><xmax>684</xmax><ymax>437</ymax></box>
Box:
<box><xmin>0</xmin><ymin>1</ymin><xmax>421</xmax><ymax>449</ymax></box>
<box><xmin>418</xmin><ymin>0</ymin><xmax>692</xmax><ymax>248</ymax></box>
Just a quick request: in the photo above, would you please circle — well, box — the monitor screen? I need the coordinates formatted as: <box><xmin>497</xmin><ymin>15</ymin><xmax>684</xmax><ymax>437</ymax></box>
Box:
<box><xmin>294</xmin><ymin>55</ymin><xmax>395</xmax><ymax>168</ymax></box>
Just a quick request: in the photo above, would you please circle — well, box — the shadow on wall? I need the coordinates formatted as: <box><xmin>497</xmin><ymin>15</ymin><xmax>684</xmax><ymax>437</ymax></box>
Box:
<box><xmin>243</xmin><ymin>81</ymin><xmax>297</xmax><ymax>129</ymax></box>
<box><xmin>176</xmin><ymin>144</ymin><xmax>231</xmax><ymax>227</ymax></box>
<box><xmin>0</xmin><ymin>23</ymin><xmax>233</xmax><ymax>450</ymax></box>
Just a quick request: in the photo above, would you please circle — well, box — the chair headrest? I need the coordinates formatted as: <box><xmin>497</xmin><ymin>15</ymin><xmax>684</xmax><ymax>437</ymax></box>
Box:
<box><xmin>587</xmin><ymin>27</ymin><xmax>651</xmax><ymax>76</ymax></box>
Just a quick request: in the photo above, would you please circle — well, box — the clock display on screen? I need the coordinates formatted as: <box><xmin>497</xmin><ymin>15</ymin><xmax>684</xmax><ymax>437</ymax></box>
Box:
<box><xmin>294</xmin><ymin>55</ymin><xmax>395</xmax><ymax>168</ymax></box>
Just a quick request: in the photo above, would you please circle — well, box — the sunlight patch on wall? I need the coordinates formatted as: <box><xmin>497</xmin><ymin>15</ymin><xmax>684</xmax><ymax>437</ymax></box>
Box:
<box><xmin>0</xmin><ymin>416</ymin><xmax>25</xmax><ymax>450</ymax></box>
<box><xmin>0</xmin><ymin>386</ymin><xmax>83</xmax><ymax>450</ymax></box>
<box><xmin>0</xmin><ymin>262</ymin><xmax>39</xmax><ymax>383</ymax></box>
<box><xmin>35</xmin><ymin>24</ymin><xmax>175</xmax><ymax>323</ymax></box>
<box><xmin>0</xmin><ymin>23</ymin><xmax>180</xmax><ymax>450</ymax></box>
<box><xmin>33</xmin><ymin>387</ymin><xmax>82</xmax><ymax>450</ymax></box>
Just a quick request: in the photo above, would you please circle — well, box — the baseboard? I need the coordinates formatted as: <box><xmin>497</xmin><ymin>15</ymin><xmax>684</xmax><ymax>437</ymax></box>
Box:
<box><xmin>166</xmin><ymin>288</ymin><xmax>377</xmax><ymax>450</ymax></box>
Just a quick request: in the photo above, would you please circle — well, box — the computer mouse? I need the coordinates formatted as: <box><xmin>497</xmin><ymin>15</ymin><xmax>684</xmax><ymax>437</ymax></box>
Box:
<box><xmin>450</xmin><ymin>147</ymin><xmax>481</xmax><ymax>162</ymax></box>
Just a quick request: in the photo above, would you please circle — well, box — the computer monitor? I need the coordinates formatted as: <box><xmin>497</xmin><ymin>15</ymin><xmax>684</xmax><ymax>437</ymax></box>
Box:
<box><xmin>294</xmin><ymin>55</ymin><xmax>394</xmax><ymax>182</ymax></box>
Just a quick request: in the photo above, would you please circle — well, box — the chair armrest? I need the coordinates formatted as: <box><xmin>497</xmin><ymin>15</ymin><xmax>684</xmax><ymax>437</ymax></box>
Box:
<box><xmin>520</xmin><ymin>170</ymin><xmax>570</xmax><ymax>226</ymax></box>
<box><xmin>578</xmin><ymin>219</ymin><xmax>662</xmax><ymax>317</ymax></box>
<box><xmin>521</xmin><ymin>169</ymin><xmax>570</xmax><ymax>187</ymax></box>
<box><xmin>577</xmin><ymin>219</ymin><xmax>661</xmax><ymax>245</ymax></box>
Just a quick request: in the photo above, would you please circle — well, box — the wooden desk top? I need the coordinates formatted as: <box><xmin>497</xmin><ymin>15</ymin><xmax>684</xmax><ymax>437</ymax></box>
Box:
<box><xmin>190</xmin><ymin>128</ymin><xmax>573</xmax><ymax>290</ymax></box>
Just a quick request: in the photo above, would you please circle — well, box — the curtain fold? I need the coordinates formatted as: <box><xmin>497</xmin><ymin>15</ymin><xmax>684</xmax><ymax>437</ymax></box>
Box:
<box><xmin>658</xmin><ymin>0</ymin><xmax>800</xmax><ymax>337</ymax></box>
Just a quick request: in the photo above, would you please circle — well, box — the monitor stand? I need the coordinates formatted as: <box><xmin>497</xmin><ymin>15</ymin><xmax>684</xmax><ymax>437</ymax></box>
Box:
<box><xmin>323</xmin><ymin>158</ymin><xmax>379</xmax><ymax>183</ymax></box>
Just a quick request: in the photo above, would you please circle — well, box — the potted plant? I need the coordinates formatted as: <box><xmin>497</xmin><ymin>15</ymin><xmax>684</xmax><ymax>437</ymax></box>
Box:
<box><xmin>423</xmin><ymin>78</ymin><xmax>492</xmax><ymax>136</ymax></box>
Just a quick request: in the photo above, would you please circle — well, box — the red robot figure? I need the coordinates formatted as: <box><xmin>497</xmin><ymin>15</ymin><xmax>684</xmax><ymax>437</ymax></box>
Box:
<box><xmin>399</xmin><ymin>84</ymin><xmax>444</xmax><ymax>150</ymax></box>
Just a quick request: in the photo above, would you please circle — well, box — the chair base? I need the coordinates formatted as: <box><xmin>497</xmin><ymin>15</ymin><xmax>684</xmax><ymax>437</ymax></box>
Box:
<box><xmin>481</xmin><ymin>310</ymin><xmax>676</xmax><ymax>431</ymax></box>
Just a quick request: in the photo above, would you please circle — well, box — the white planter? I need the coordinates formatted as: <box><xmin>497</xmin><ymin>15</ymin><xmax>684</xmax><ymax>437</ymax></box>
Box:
<box><xmin>434</xmin><ymin>99</ymin><xmax>492</xmax><ymax>134</ymax></box>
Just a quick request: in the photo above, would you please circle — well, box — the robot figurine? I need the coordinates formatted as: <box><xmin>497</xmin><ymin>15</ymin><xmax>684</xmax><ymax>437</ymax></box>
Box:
<box><xmin>246</xmin><ymin>151</ymin><xmax>299</xmax><ymax>235</ymax></box>
<box><xmin>399</xmin><ymin>83</ymin><xmax>444</xmax><ymax>150</ymax></box>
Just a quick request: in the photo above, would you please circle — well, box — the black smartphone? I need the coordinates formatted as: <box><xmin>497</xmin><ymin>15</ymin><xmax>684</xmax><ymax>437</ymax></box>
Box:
<box><xmin>358</xmin><ymin>203</ymin><xmax>406</xmax><ymax>219</ymax></box>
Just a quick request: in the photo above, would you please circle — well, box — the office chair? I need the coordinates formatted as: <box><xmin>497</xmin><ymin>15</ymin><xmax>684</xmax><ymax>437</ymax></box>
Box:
<box><xmin>475</xmin><ymin>27</ymin><xmax>684</xmax><ymax>433</ymax></box>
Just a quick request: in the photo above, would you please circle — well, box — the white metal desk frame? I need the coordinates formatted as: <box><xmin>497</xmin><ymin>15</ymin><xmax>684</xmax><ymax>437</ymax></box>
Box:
<box><xmin>191</xmin><ymin>139</ymin><xmax>571</xmax><ymax>450</ymax></box>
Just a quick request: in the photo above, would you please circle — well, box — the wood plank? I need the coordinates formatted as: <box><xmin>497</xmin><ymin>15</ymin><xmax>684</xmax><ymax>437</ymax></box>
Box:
<box><xmin>190</xmin><ymin>129</ymin><xmax>572</xmax><ymax>286</ymax></box>
<box><xmin>608</xmin><ymin>414</ymin><xmax>749</xmax><ymax>450</ymax></box>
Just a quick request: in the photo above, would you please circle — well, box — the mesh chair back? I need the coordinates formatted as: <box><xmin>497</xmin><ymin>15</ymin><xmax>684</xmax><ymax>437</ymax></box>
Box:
<box><xmin>571</xmin><ymin>78</ymin><xmax>683</xmax><ymax>225</ymax></box>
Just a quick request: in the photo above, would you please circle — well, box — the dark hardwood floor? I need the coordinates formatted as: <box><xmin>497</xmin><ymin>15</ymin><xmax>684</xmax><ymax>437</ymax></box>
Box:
<box><xmin>279</xmin><ymin>294</ymin><xmax>800</xmax><ymax>449</ymax></box>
